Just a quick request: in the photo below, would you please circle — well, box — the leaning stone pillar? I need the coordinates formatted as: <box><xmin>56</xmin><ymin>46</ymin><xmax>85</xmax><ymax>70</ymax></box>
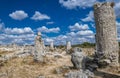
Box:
<box><xmin>94</xmin><ymin>2</ymin><xmax>119</xmax><ymax>66</ymax></box>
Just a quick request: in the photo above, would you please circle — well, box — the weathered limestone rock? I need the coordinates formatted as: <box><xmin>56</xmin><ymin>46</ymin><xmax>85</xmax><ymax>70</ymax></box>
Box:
<box><xmin>85</xmin><ymin>57</ymin><xmax>98</xmax><ymax>71</ymax></box>
<box><xmin>65</xmin><ymin>71</ymin><xmax>88</xmax><ymax>78</ymax></box>
<box><xmin>37</xmin><ymin>76</ymin><xmax>45</xmax><ymax>78</ymax></box>
<box><xmin>34</xmin><ymin>32</ymin><xmax>45</xmax><ymax>62</ymax></box>
<box><xmin>50</xmin><ymin>41</ymin><xmax>54</xmax><ymax>50</ymax></box>
<box><xmin>94</xmin><ymin>2</ymin><xmax>119</xmax><ymax>66</ymax></box>
<box><xmin>0</xmin><ymin>73</ymin><xmax>7</xmax><ymax>78</ymax></box>
<box><xmin>66</xmin><ymin>41</ymin><xmax>72</xmax><ymax>54</ymax></box>
<box><xmin>71</xmin><ymin>47</ymin><xmax>86</xmax><ymax>70</ymax></box>
<box><xmin>65</xmin><ymin>70</ymin><xmax>94</xmax><ymax>78</ymax></box>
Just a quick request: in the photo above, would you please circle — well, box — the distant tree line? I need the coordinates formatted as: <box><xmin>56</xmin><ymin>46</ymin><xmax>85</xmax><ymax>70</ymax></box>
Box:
<box><xmin>48</xmin><ymin>42</ymin><xmax>120</xmax><ymax>49</ymax></box>
<box><xmin>72</xmin><ymin>42</ymin><xmax>95</xmax><ymax>48</ymax></box>
<box><xmin>119</xmin><ymin>42</ymin><xmax>120</xmax><ymax>47</ymax></box>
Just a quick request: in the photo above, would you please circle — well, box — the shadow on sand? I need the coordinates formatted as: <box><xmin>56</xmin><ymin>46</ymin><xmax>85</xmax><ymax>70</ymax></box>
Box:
<box><xmin>94</xmin><ymin>70</ymin><xmax>120</xmax><ymax>78</ymax></box>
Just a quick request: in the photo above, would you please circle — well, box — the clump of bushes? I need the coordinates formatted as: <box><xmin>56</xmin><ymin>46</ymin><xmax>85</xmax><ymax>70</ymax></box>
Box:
<box><xmin>55</xmin><ymin>45</ymin><xmax>65</xmax><ymax>49</ymax></box>
<box><xmin>72</xmin><ymin>42</ymin><xmax>95</xmax><ymax>48</ymax></box>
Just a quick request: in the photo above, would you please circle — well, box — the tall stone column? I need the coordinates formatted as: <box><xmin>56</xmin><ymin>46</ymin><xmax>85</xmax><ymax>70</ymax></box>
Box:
<box><xmin>50</xmin><ymin>41</ymin><xmax>54</xmax><ymax>50</ymax></box>
<box><xmin>66</xmin><ymin>41</ymin><xmax>72</xmax><ymax>54</ymax></box>
<box><xmin>94</xmin><ymin>2</ymin><xmax>119</xmax><ymax>66</ymax></box>
<box><xmin>34</xmin><ymin>32</ymin><xmax>45</xmax><ymax>62</ymax></box>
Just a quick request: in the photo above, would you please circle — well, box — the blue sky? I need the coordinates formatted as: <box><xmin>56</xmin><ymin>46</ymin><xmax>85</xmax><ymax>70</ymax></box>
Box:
<box><xmin>0</xmin><ymin>0</ymin><xmax>120</xmax><ymax>45</ymax></box>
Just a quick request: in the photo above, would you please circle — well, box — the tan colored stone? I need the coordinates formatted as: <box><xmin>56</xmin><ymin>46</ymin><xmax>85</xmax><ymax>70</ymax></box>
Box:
<box><xmin>94</xmin><ymin>2</ymin><xmax>119</xmax><ymax>66</ymax></box>
<box><xmin>34</xmin><ymin>32</ymin><xmax>45</xmax><ymax>62</ymax></box>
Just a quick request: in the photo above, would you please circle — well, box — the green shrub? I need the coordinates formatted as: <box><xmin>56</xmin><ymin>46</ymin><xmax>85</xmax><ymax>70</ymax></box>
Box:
<box><xmin>72</xmin><ymin>42</ymin><xmax>95</xmax><ymax>48</ymax></box>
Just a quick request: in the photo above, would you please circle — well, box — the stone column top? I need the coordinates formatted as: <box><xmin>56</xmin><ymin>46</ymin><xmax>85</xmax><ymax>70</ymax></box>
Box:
<box><xmin>94</xmin><ymin>2</ymin><xmax>115</xmax><ymax>9</ymax></box>
<box><xmin>37</xmin><ymin>32</ymin><xmax>41</xmax><ymax>36</ymax></box>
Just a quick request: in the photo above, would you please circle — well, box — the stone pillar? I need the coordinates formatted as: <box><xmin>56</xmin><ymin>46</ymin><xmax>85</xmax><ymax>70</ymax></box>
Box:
<box><xmin>50</xmin><ymin>41</ymin><xmax>54</xmax><ymax>50</ymax></box>
<box><xmin>71</xmin><ymin>47</ymin><xmax>86</xmax><ymax>70</ymax></box>
<box><xmin>12</xmin><ymin>43</ymin><xmax>17</xmax><ymax>50</ymax></box>
<box><xmin>43</xmin><ymin>40</ymin><xmax>45</xmax><ymax>49</ymax></box>
<box><xmin>94</xmin><ymin>2</ymin><xmax>119</xmax><ymax>66</ymax></box>
<box><xmin>34</xmin><ymin>32</ymin><xmax>45</xmax><ymax>62</ymax></box>
<box><xmin>66</xmin><ymin>41</ymin><xmax>71</xmax><ymax>53</ymax></box>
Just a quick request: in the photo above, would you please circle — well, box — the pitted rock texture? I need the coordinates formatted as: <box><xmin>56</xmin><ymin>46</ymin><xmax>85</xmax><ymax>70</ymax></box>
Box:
<box><xmin>66</xmin><ymin>41</ymin><xmax>72</xmax><ymax>54</ymax></box>
<box><xmin>71</xmin><ymin>47</ymin><xmax>86</xmax><ymax>69</ymax></box>
<box><xmin>34</xmin><ymin>32</ymin><xmax>45</xmax><ymax>62</ymax></box>
<box><xmin>94</xmin><ymin>2</ymin><xmax>119</xmax><ymax>66</ymax></box>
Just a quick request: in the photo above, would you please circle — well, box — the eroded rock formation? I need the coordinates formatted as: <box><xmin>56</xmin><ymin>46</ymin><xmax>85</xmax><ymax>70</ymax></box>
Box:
<box><xmin>94</xmin><ymin>2</ymin><xmax>119</xmax><ymax>66</ymax></box>
<box><xmin>34</xmin><ymin>32</ymin><xmax>45</xmax><ymax>62</ymax></box>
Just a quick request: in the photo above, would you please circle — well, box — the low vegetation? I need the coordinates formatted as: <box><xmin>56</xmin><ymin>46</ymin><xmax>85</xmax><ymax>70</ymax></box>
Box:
<box><xmin>72</xmin><ymin>42</ymin><xmax>95</xmax><ymax>48</ymax></box>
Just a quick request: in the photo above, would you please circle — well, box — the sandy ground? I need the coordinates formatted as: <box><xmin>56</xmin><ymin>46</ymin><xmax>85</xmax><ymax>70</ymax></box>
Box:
<box><xmin>0</xmin><ymin>48</ymin><xmax>120</xmax><ymax>78</ymax></box>
<box><xmin>0</xmin><ymin>52</ymin><xmax>72</xmax><ymax>78</ymax></box>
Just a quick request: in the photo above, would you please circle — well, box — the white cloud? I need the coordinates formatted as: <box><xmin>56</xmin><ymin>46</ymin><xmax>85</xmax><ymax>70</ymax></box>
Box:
<box><xmin>114</xmin><ymin>2</ymin><xmax>120</xmax><ymax>18</ymax></box>
<box><xmin>31</xmin><ymin>11</ymin><xmax>50</xmax><ymax>20</ymax></box>
<box><xmin>46</xmin><ymin>21</ymin><xmax>54</xmax><ymax>25</ymax></box>
<box><xmin>76</xmin><ymin>30</ymin><xmax>94</xmax><ymax>36</ymax></box>
<box><xmin>63</xmin><ymin>22</ymin><xmax>95</xmax><ymax>45</ymax></box>
<box><xmin>44</xmin><ymin>30</ymin><xmax>95</xmax><ymax>45</ymax></box>
<box><xmin>45</xmin><ymin>35</ymin><xmax>68</xmax><ymax>45</ymax></box>
<box><xmin>0</xmin><ymin>26</ymin><xmax>34</xmax><ymax>44</ymax></box>
<box><xmin>116</xmin><ymin>21</ymin><xmax>120</xmax><ymax>27</ymax></box>
<box><xmin>59</xmin><ymin>0</ymin><xmax>97</xmax><ymax>9</ymax></box>
<box><xmin>67</xmin><ymin>32</ymin><xmax>76</xmax><ymax>37</ymax></box>
<box><xmin>67</xmin><ymin>30</ymin><xmax>94</xmax><ymax>37</ymax></box>
<box><xmin>0</xmin><ymin>25</ymin><xmax>95</xmax><ymax>45</ymax></box>
<box><xmin>0</xmin><ymin>22</ymin><xmax>5</xmax><ymax>31</ymax></box>
<box><xmin>44</xmin><ymin>38</ymin><xmax>54</xmax><ymax>44</ymax></box>
<box><xmin>9</xmin><ymin>10</ymin><xmax>28</xmax><ymax>20</ymax></box>
<box><xmin>37</xmin><ymin>26</ymin><xmax>60</xmax><ymax>33</ymax></box>
<box><xmin>43</xmin><ymin>27</ymin><xmax>95</xmax><ymax>45</ymax></box>
<box><xmin>116</xmin><ymin>21</ymin><xmax>120</xmax><ymax>41</ymax></box>
<box><xmin>81</xmin><ymin>11</ymin><xmax>94</xmax><ymax>22</ymax></box>
<box><xmin>69</xmin><ymin>23</ymin><xmax>89</xmax><ymax>31</ymax></box>
<box><xmin>4</xmin><ymin>27</ymin><xmax>33</xmax><ymax>34</ymax></box>
<box><xmin>0</xmin><ymin>33</ymin><xmax>35</xmax><ymax>45</ymax></box>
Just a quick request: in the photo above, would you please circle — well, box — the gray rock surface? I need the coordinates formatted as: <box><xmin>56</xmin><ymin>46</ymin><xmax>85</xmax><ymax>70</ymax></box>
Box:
<box><xmin>65</xmin><ymin>70</ymin><xmax>94</xmax><ymax>78</ymax></box>
<box><xmin>34</xmin><ymin>32</ymin><xmax>45</xmax><ymax>62</ymax></box>
<box><xmin>71</xmin><ymin>47</ymin><xmax>86</xmax><ymax>69</ymax></box>
<box><xmin>66</xmin><ymin>41</ymin><xmax>71</xmax><ymax>54</ymax></box>
<box><xmin>65</xmin><ymin>71</ymin><xmax>88</xmax><ymax>78</ymax></box>
<box><xmin>94</xmin><ymin>2</ymin><xmax>119</xmax><ymax>66</ymax></box>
